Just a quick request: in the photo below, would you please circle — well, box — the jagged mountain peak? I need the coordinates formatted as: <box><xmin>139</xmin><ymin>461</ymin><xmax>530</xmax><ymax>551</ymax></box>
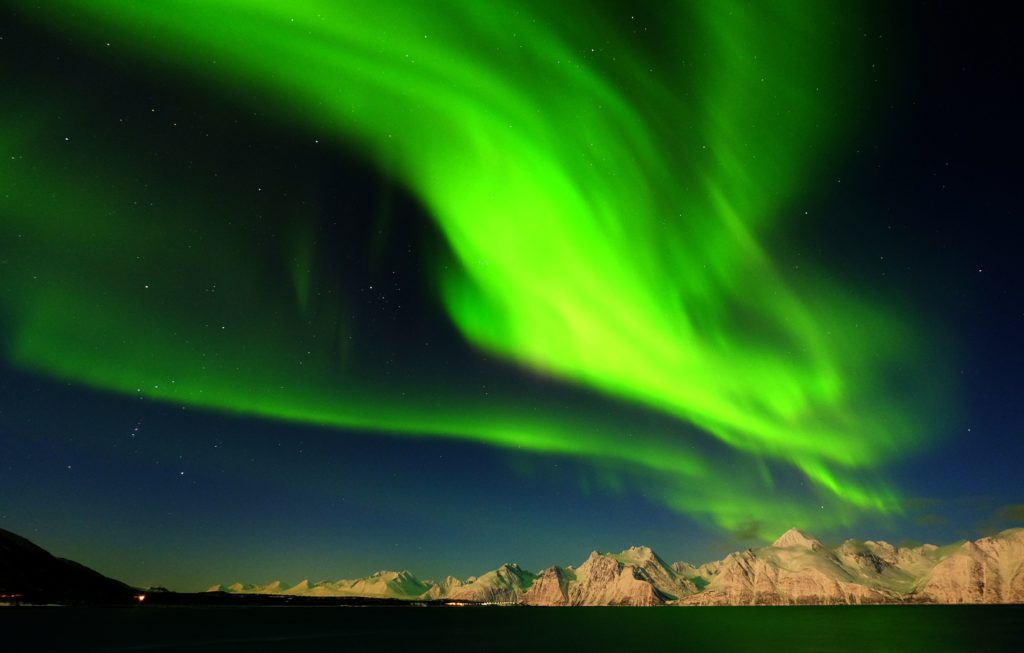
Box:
<box><xmin>617</xmin><ymin>545</ymin><xmax>663</xmax><ymax>564</ymax></box>
<box><xmin>772</xmin><ymin>528</ymin><xmax>824</xmax><ymax>550</ymax></box>
<box><xmin>444</xmin><ymin>562</ymin><xmax>536</xmax><ymax>603</ymax></box>
<box><xmin>369</xmin><ymin>569</ymin><xmax>413</xmax><ymax>579</ymax></box>
<box><xmin>584</xmin><ymin>548</ymin><xmax>662</xmax><ymax>565</ymax></box>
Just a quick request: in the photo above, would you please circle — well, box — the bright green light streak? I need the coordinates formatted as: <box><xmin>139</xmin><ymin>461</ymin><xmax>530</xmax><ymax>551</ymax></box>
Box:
<box><xmin>2</xmin><ymin>0</ymin><xmax>939</xmax><ymax>534</ymax></box>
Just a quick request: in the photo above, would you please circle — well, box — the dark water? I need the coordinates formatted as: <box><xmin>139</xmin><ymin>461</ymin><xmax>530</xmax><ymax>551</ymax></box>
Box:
<box><xmin>3</xmin><ymin>605</ymin><xmax>1021</xmax><ymax>652</ymax></box>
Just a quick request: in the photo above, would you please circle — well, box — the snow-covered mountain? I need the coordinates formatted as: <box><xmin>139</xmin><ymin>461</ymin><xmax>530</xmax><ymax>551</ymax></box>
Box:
<box><xmin>208</xmin><ymin>570</ymin><xmax>434</xmax><ymax>600</ymax></box>
<box><xmin>914</xmin><ymin>530</ymin><xmax>1024</xmax><ymax>603</ymax></box>
<box><xmin>446</xmin><ymin>563</ymin><xmax>535</xmax><ymax>603</ymax></box>
<box><xmin>208</xmin><ymin>528</ymin><xmax>1024</xmax><ymax>605</ymax></box>
<box><xmin>676</xmin><ymin>528</ymin><xmax>1024</xmax><ymax>605</ymax></box>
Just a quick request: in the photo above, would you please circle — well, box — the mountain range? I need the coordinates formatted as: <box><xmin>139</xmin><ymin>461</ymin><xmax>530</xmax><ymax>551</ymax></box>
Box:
<box><xmin>3</xmin><ymin>525</ymin><xmax>1022</xmax><ymax>605</ymax></box>
<box><xmin>209</xmin><ymin>527</ymin><xmax>1024</xmax><ymax>605</ymax></box>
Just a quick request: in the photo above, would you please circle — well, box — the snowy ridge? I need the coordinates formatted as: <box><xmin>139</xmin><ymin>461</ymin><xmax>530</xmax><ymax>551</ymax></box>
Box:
<box><xmin>208</xmin><ymin>528</ymin><xmax>1024</xmax><ymax>605</ymax></box>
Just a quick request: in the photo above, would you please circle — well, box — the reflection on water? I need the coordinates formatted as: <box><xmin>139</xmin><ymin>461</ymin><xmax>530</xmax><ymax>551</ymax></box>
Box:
<box><xmin>2</xmin><ymin>605</ymin><xmax>1020</xmax><ymax>652</ymax></box>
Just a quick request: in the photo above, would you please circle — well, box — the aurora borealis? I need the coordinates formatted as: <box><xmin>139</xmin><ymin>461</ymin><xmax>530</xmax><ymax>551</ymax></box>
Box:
<box><xmin>1</xmin><ymin>1</ymin><xmax>1021</xmax><ymax>589</ymax></box>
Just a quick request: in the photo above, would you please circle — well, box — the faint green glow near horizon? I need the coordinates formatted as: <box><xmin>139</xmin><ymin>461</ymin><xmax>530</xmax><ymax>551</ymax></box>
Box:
<box><xmin>1</xmin><ymin>1</ymin><xmax>940</xmax><ymax>535</ymax></box>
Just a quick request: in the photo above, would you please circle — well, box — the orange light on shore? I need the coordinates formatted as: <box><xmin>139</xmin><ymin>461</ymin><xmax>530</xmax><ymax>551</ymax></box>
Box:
<box><xmin>135</xmin><ymin>594</ymin><xmax>146</xmax><ymax>602</ymax></box>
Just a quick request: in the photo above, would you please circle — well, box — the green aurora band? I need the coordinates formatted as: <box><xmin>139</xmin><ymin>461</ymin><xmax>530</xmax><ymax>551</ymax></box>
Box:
<box><xmin>1</xmin><ymin>1</ymin><xmax>941</xmax><ymax>535</ymax></box>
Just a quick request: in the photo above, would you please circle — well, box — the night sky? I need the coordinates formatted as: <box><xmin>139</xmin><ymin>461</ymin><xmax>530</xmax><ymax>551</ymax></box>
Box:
<box><xmin>1</xmin><ymin>1</ymin><xmax>1021</xmax><ymax>592</ymax></box>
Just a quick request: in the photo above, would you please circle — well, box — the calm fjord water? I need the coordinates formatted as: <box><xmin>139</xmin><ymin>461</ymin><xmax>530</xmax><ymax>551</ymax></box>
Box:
<box><xmin>4</xmin><ymin>605</ymin><xmax>1021</xmax><ymax>652</ymax></box>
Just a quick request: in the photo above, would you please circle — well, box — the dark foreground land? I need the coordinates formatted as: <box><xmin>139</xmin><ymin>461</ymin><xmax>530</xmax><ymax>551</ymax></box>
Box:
<box><xmin>2</xmin><ymin>605</ymin><xmax>1021</xmax><ymax>652</ymax></box>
